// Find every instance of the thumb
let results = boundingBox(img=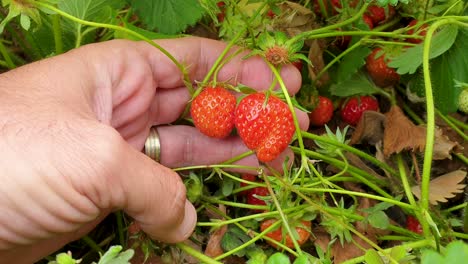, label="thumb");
[110,137,197,243]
